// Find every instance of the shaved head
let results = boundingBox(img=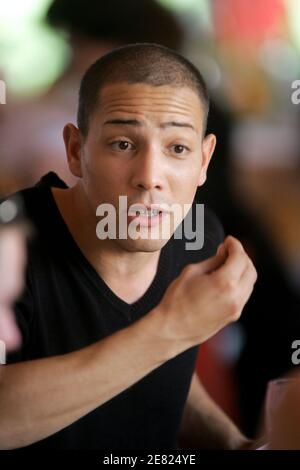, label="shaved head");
[77,43,210,137]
